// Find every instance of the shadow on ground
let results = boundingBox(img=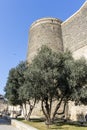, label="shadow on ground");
[54,119,87,127]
